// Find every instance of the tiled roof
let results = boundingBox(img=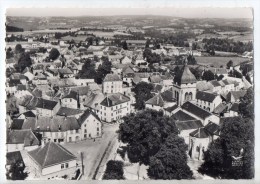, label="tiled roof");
[196,91,218,102]
[196,81,213,92]
[8,79,21,87]
[103,74,122,82]
[62,90,78,101]
[182,102,212,119]
[78,109,100,126]
[174,65,197,85]
[70,86,92,96]
[84,93,105,109]
[210,80,221,87]
[145,94,164,107]
[7,129,40,146]
[164,104,179,112]
[213,103,227,114]
[172,110,196,121]
[100,93,130,107]
[58,68,73,74]
[190,127,210,138]
[204,122,220,135]
[21,111,36,118]
[230,103,239,112]
[17,84,27,91]
[56,107,84,117]
[149,75,162,83]
[176,120,203,131]
[35,98,58,110]
[226,90,246,102]
[28,142,77,169]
